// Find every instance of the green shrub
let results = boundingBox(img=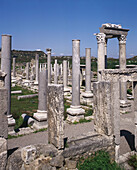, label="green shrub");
[128,154,137,169]
[77,150,122,170]
[85,109,93,117]
[127,89,132,95]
